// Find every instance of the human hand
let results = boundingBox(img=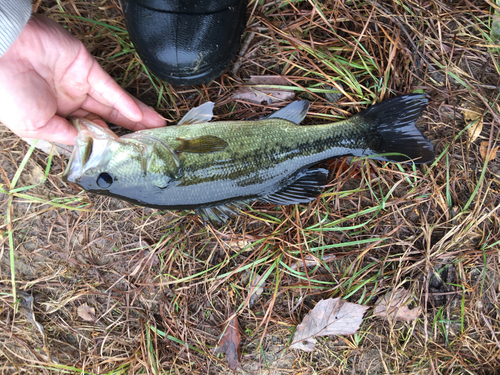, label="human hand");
[0,14,166,145]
